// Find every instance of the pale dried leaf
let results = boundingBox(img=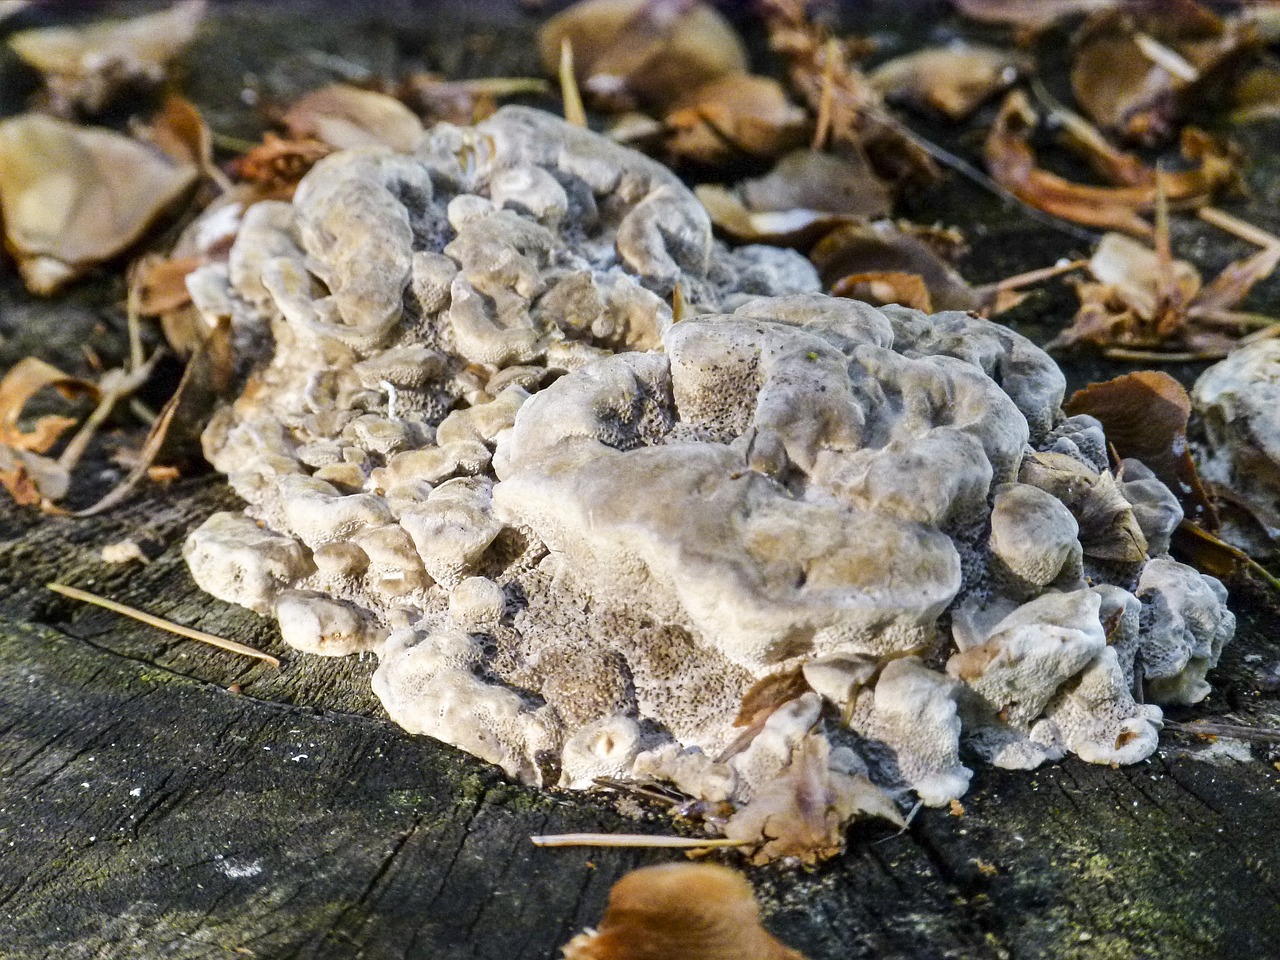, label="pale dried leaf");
[740,149,891,219]
[538,0,746,112]
[870,44,1030,120]
[696,184,855,247]
[0,114,198,294]
[282,84,425,153]
[952,0,1116,30]
[8,0,206,114]
[1088,232,1202,321]
[101,540,150,565]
